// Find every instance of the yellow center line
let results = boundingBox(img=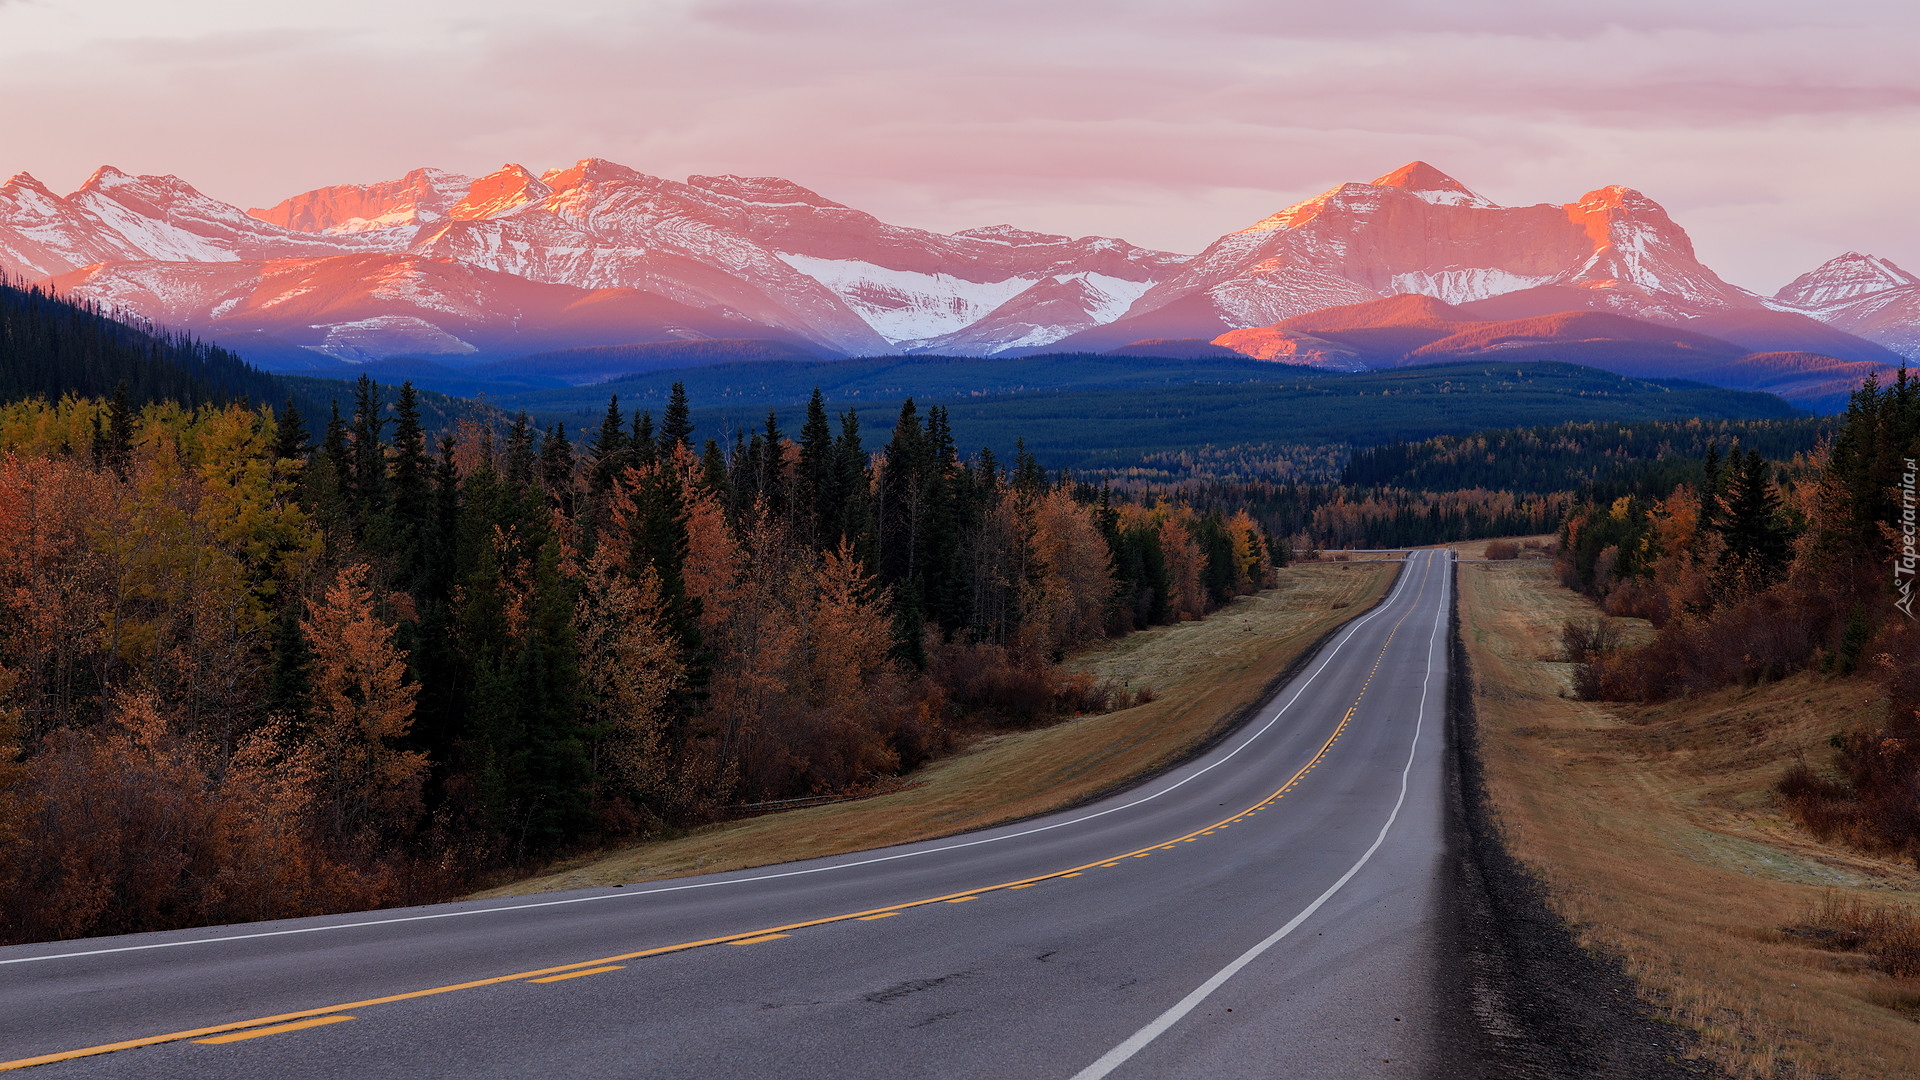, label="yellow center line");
[527,965,625,983]
[2,558,1437,1074]
[192,1017,354,1045]
[857,911,902,917]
